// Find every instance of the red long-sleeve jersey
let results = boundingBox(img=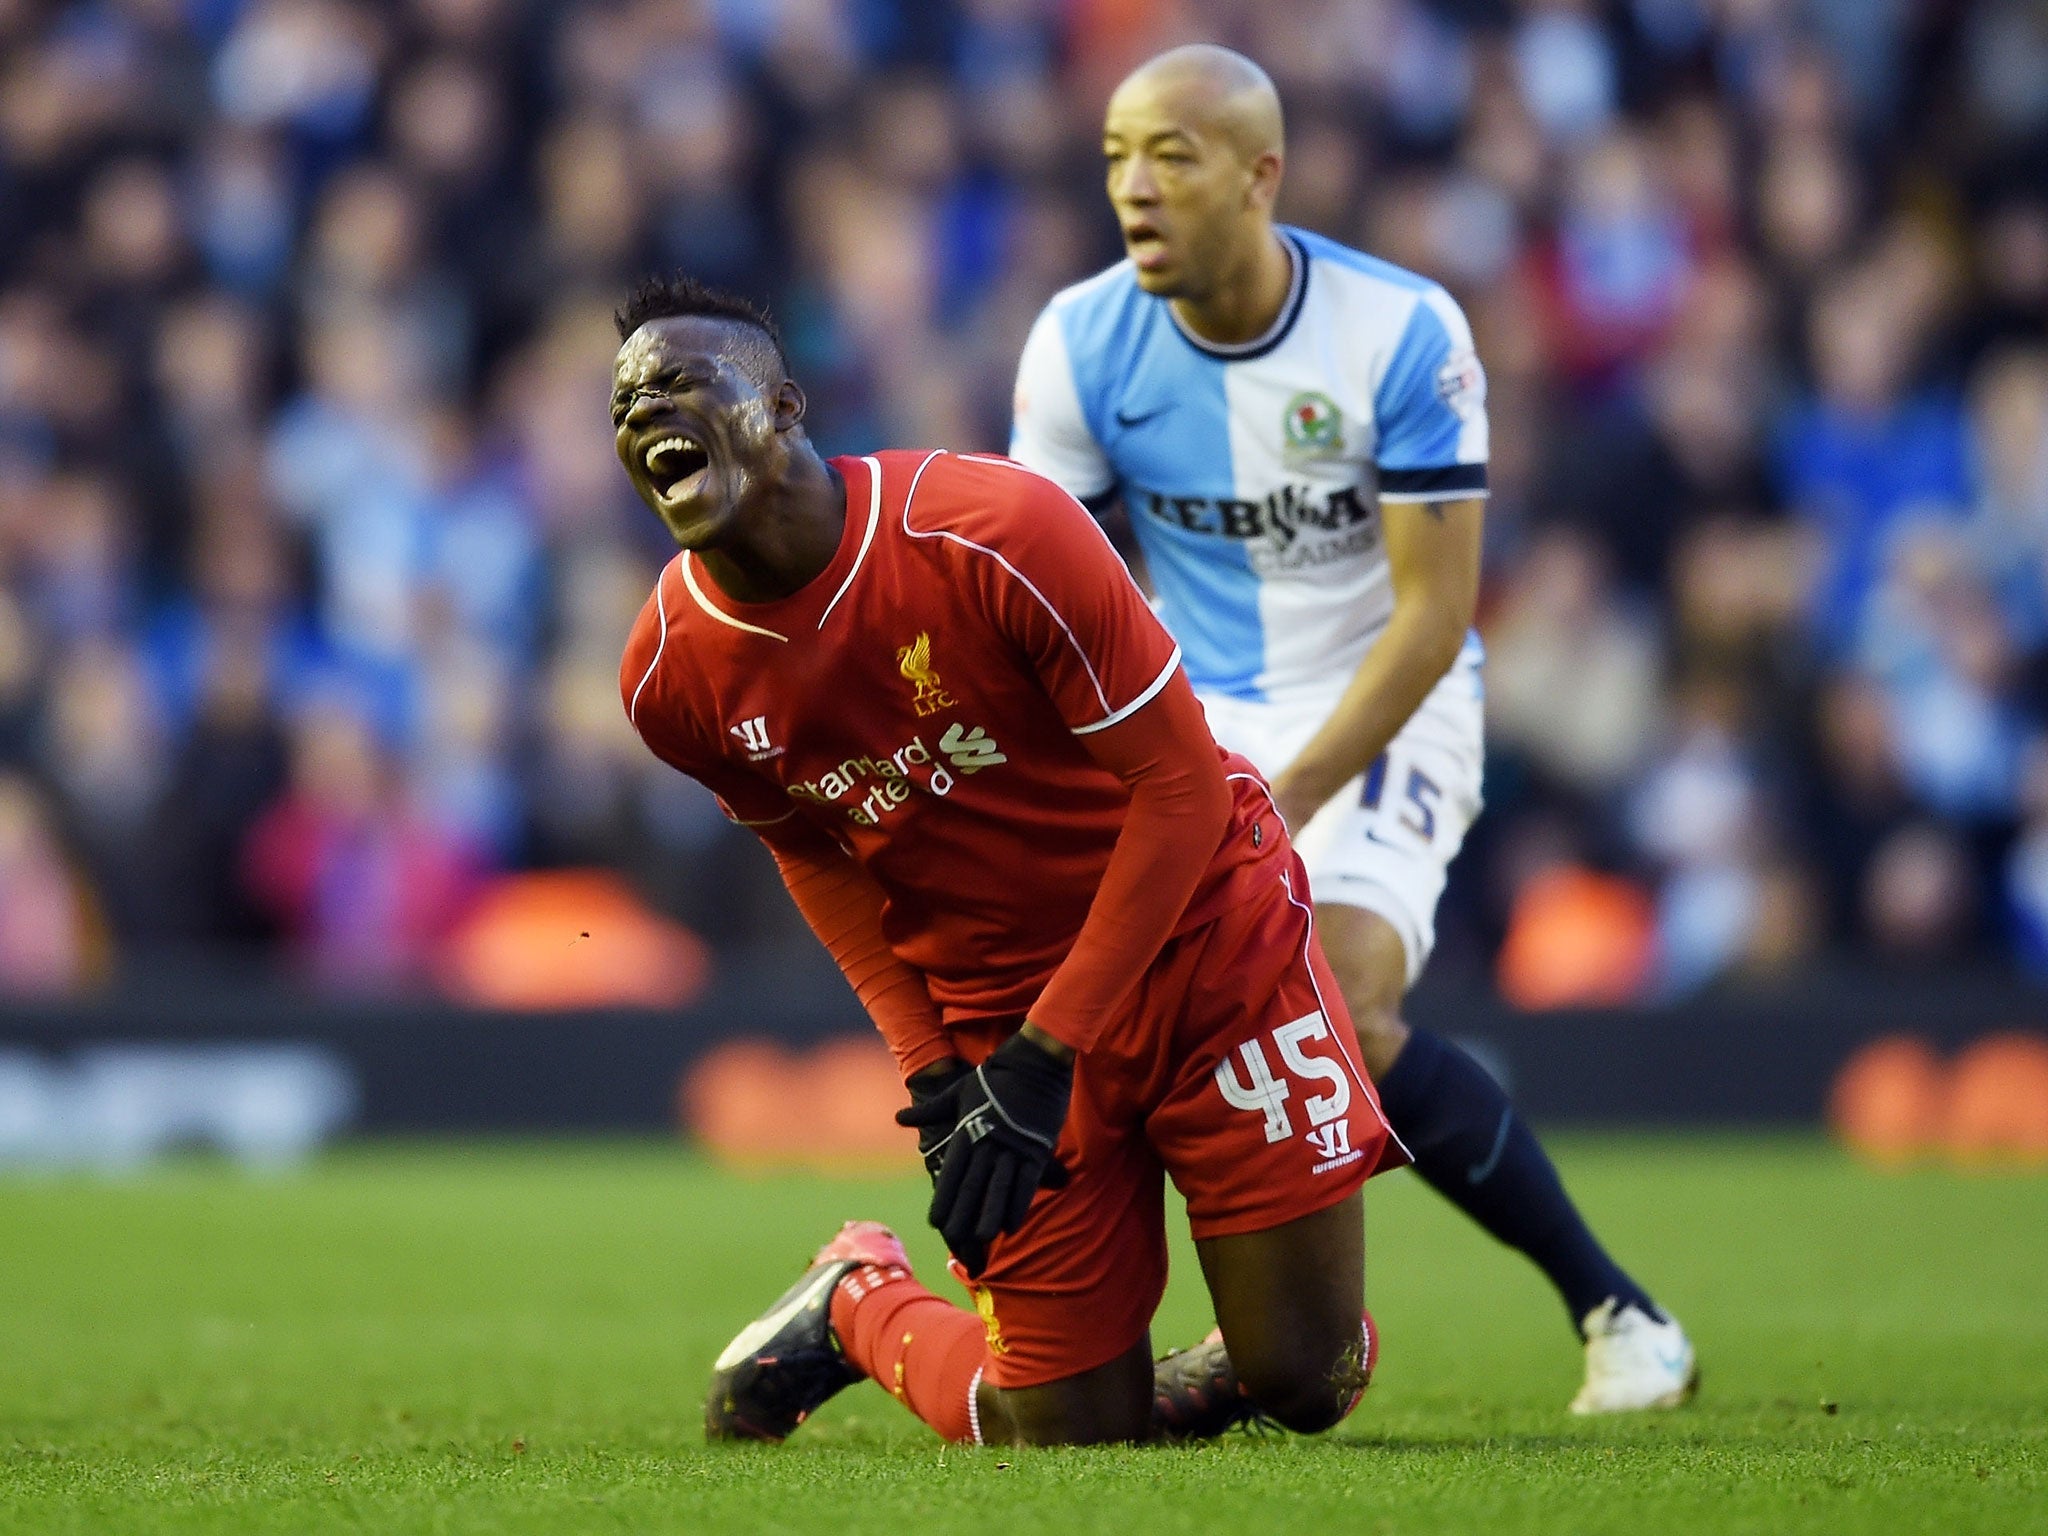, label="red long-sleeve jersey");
[619,450,1283,1069]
